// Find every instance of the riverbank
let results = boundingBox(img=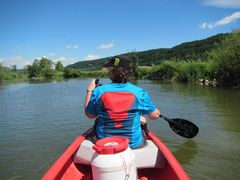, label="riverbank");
[0,65,237,88]
[1,31,239,87]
